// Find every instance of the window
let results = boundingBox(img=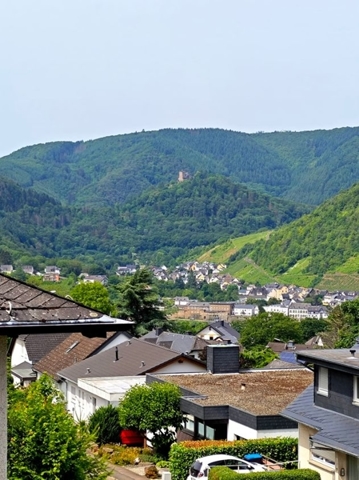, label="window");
[353,376,359,405]
[310,440,335,469]
[317,367,328,396]
[184,415,195,433]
